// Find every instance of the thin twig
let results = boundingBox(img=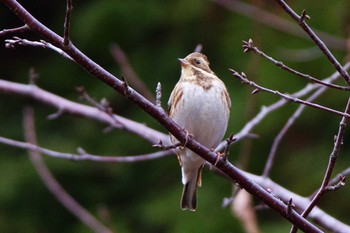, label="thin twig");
[5,37,74,61]
[274,0,350,85]
[327,167,350,188]
[22,107,113,233]
[262,83,330,177]
[290,97,350,233]
[0,79,168,144]
[76,86,124,129]
[0,1,326,230]
[63,0,73,46]
[230,69,350,119]
[110,44,155,101]
[243,39,350,91]
[0,24,29,37]
[0,135,173,162]
[211,0,347,51]
[194,44,203,53]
